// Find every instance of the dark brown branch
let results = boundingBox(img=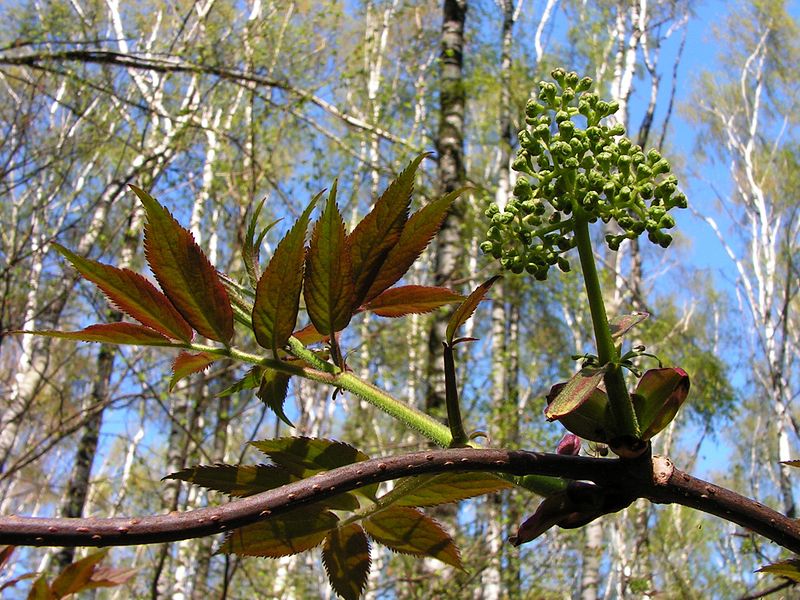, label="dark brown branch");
[0,50,408,145]
[1,449,799,554]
